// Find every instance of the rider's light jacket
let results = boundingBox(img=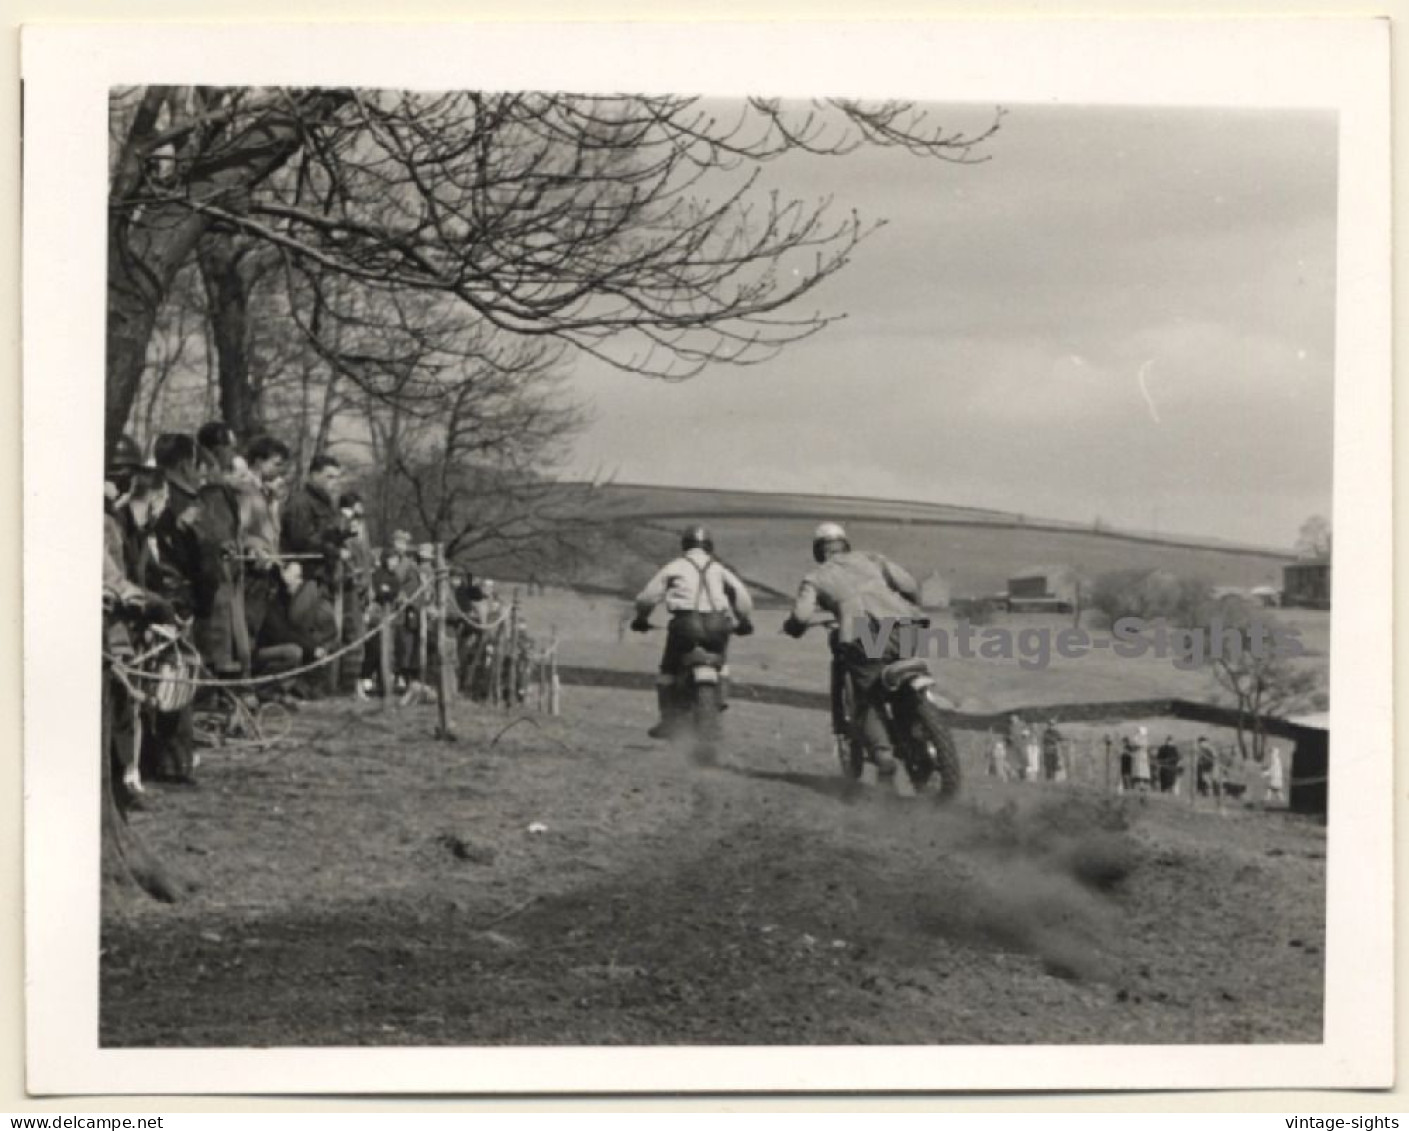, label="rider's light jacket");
[788,550,922,645]
[634,548,754,620]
